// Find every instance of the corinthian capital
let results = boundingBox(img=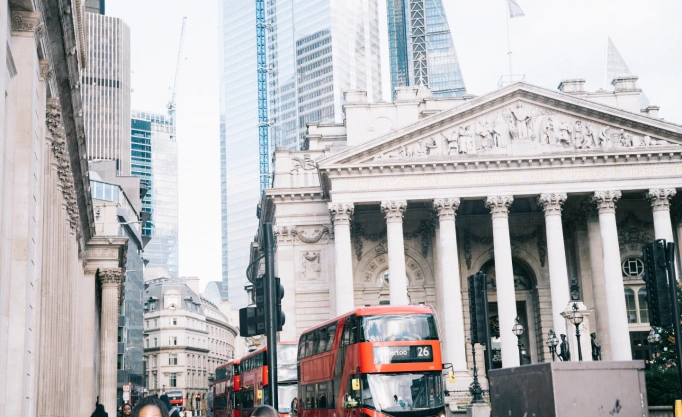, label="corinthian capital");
[646,189,677,212]
[381,200,407,223]
[592,191,621,214]
[485,195,514,219]
[11,11,42,34]
[537,193,567,216]
[328,202,354,226]
[432,198,460,221]
[99,269,124,287]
